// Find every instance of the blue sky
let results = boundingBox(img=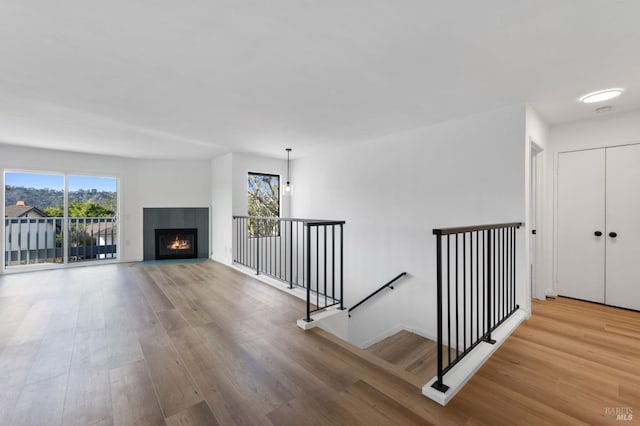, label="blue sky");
[5,172,117,192]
